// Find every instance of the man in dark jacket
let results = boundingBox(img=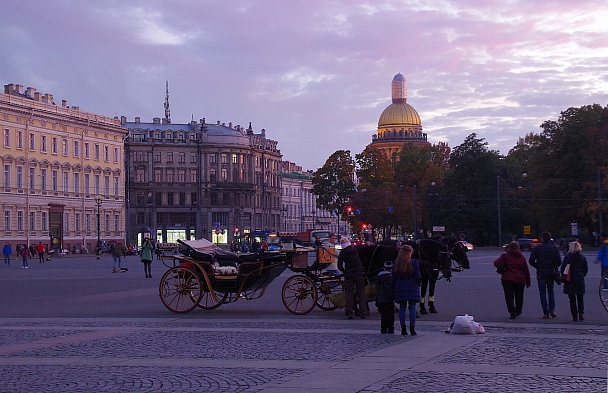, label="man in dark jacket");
[337,238,367,319]
[529,231,562,318]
